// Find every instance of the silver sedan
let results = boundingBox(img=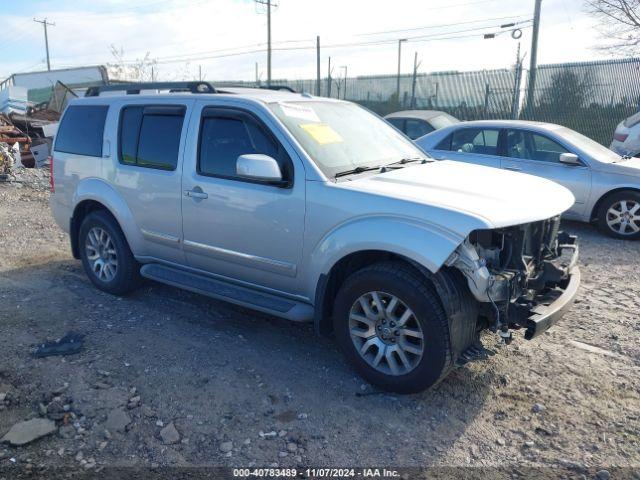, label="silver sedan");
[416,120,640,239]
